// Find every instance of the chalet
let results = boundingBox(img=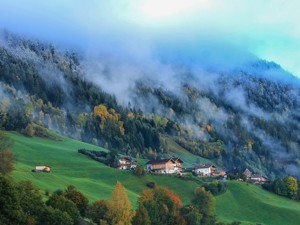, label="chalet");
[117,157,137,170]
[250,174,268,183]
[32,166,51,173]
[195,163,216,176]
[146,158,183,174]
